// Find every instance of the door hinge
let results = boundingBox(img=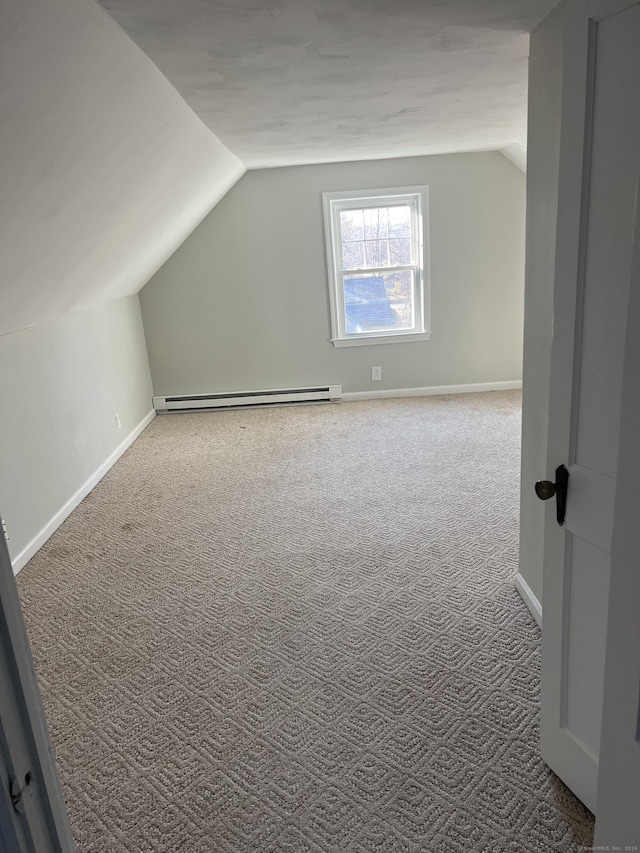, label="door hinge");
[11,771,33,813]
